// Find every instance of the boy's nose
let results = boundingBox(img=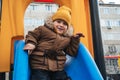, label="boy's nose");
[59,22,64,26]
